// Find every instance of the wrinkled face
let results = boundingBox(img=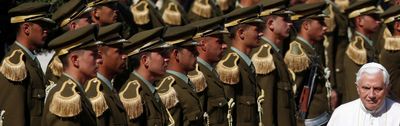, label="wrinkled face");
[271,16,293,38]
[178,46,198,71]
[203,35,227,62]
[95,4,118,25]
[101,46,127,74]
[357,72,387,111]
[27,22,48,48]
[306,19,327,42]
[78,49,102,78]
[242,24,262,48]
[359,14,381,33]
[146,49,170,77]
